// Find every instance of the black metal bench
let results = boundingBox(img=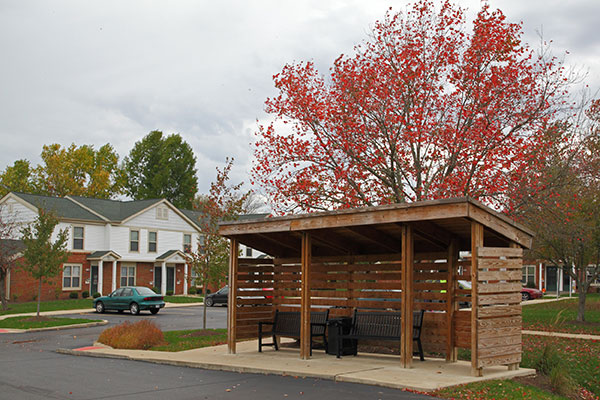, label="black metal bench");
[258,310,329,355]
[336,310,425,360]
